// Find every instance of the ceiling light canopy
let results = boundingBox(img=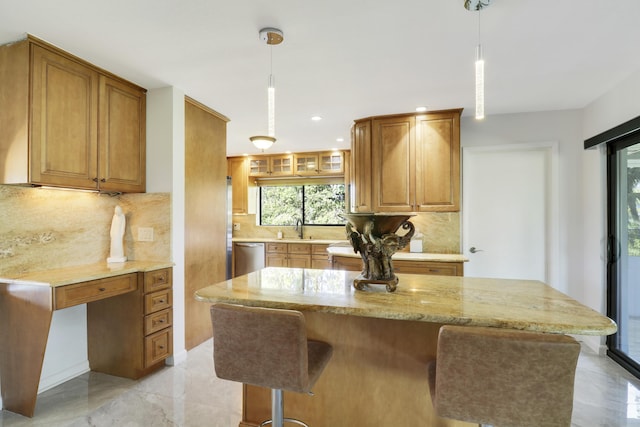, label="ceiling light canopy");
[250,27,284,151]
